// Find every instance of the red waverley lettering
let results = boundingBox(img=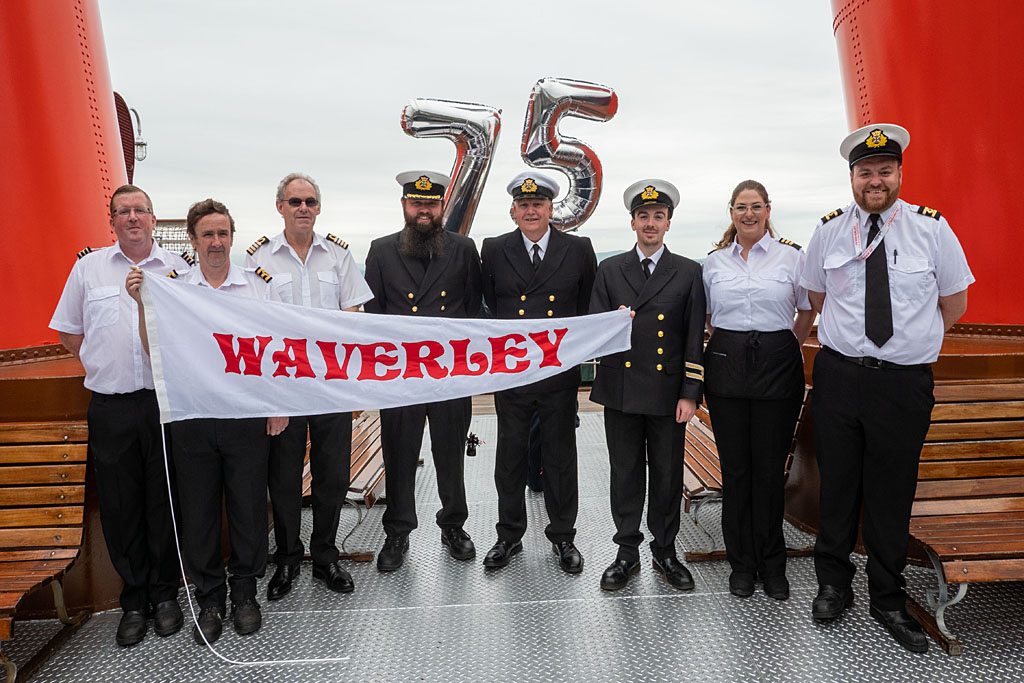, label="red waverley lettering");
[213,329,569,380]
